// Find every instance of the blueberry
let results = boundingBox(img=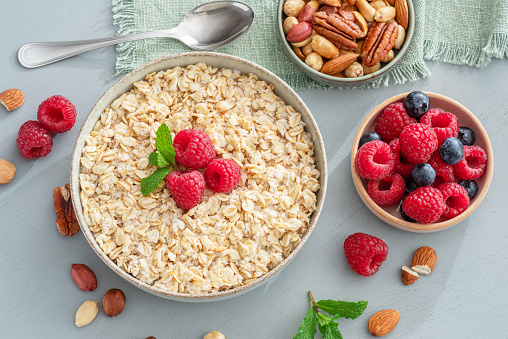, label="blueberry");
[400,201,416,223]
[412,163,436,187]
[458,127,475,146]
[405,176,419,194]
[359,132,383,147]
[404,91,430,119]
[459,179,479,199]
[439,137,464,165]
